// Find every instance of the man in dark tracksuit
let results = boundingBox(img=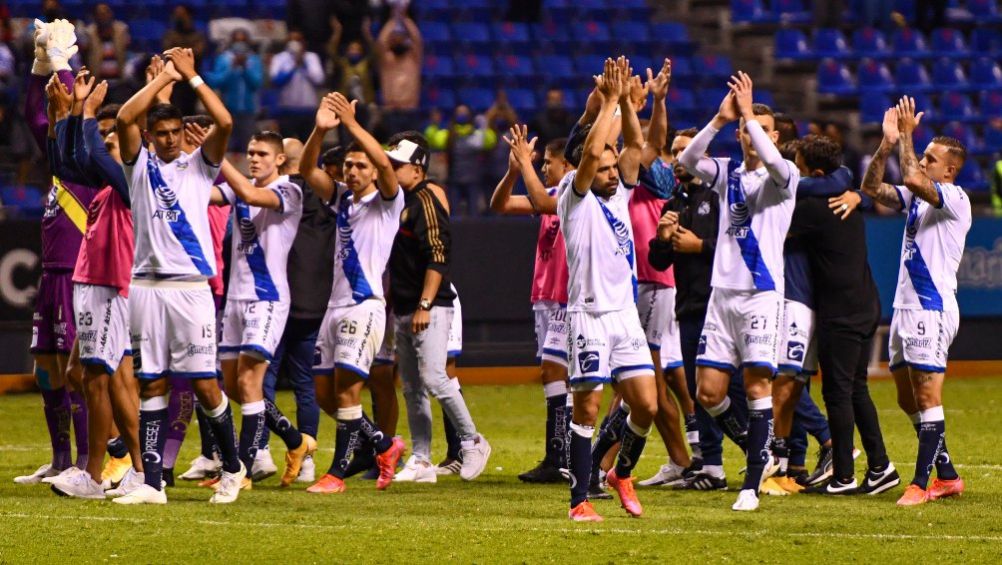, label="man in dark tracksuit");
[648,129,747,490]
